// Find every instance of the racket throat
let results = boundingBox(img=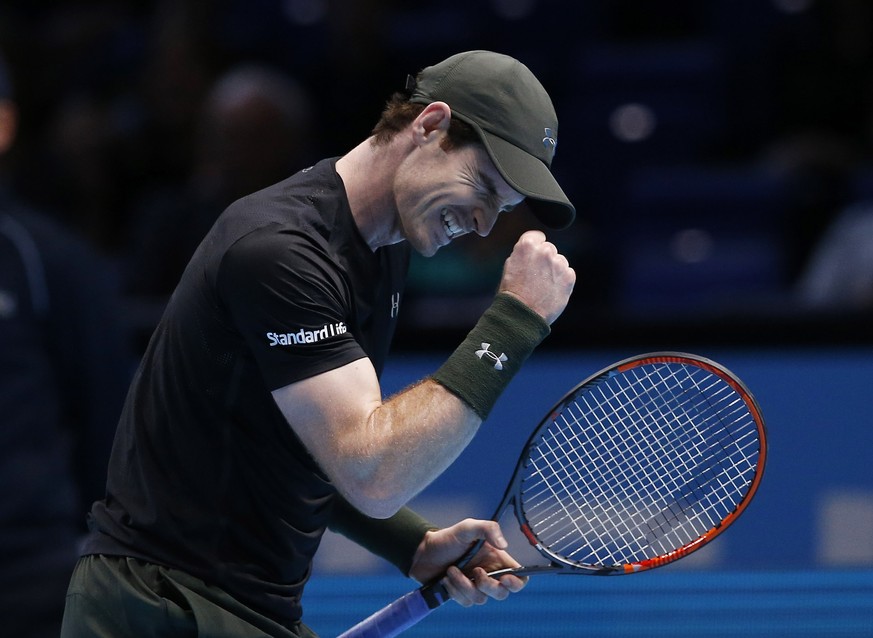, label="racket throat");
[520,523,539,547]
